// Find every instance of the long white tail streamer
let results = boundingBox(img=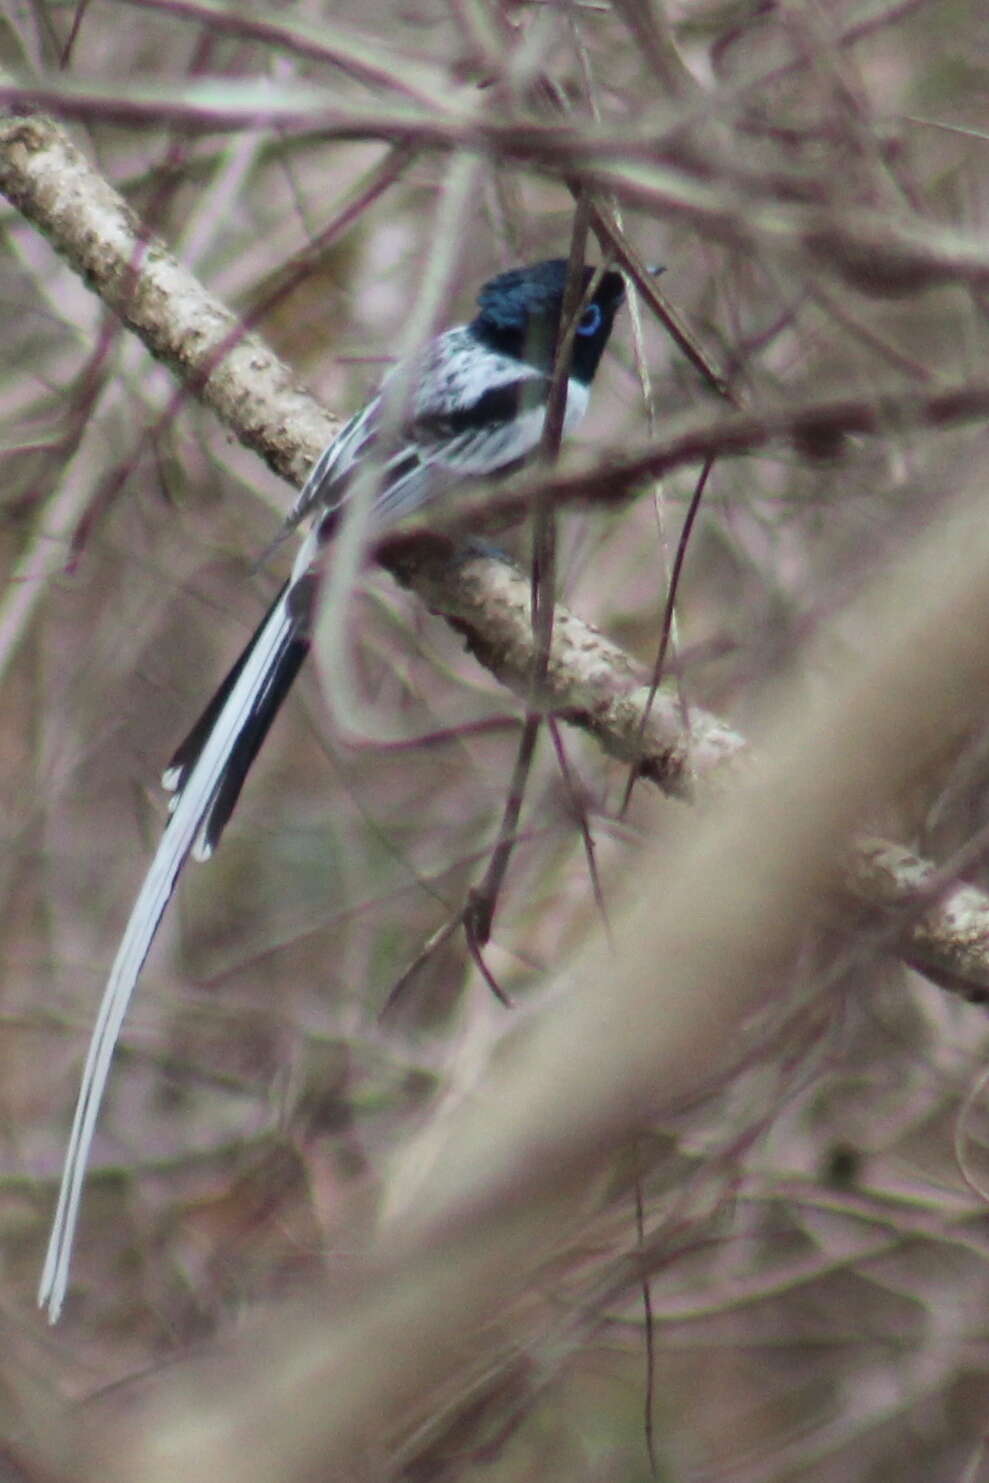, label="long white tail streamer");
[38,529,318,1321]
